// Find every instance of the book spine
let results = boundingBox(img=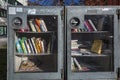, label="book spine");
[24,39,31,54]
[29,20,36,32]
[71,57,75,70]
[88,19,97,31]
[41,20,48,32]
[41,40,45,53]
[31,37,38,54]
[34,38,41,54]
[16,39,23,53]
[28,39,35,54]
[20,38,27,54]
[84,20,93,31]
[73,58,82,70]
[38,38,43,53]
